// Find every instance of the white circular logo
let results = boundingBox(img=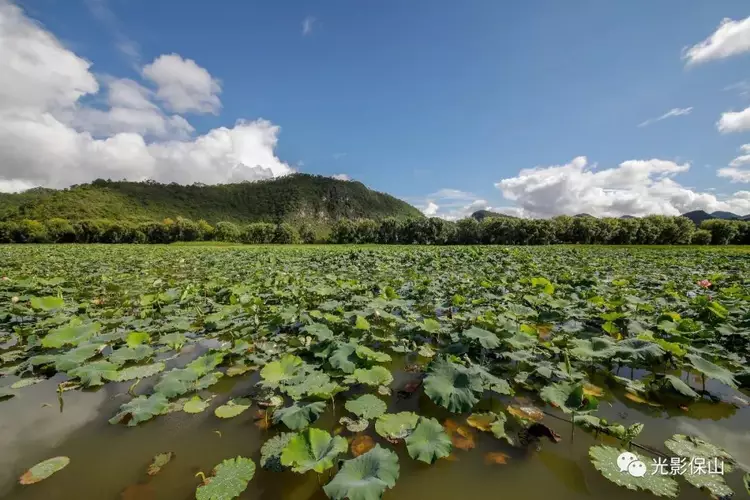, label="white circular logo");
[617,452,638,472]
[627,460,647,477]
